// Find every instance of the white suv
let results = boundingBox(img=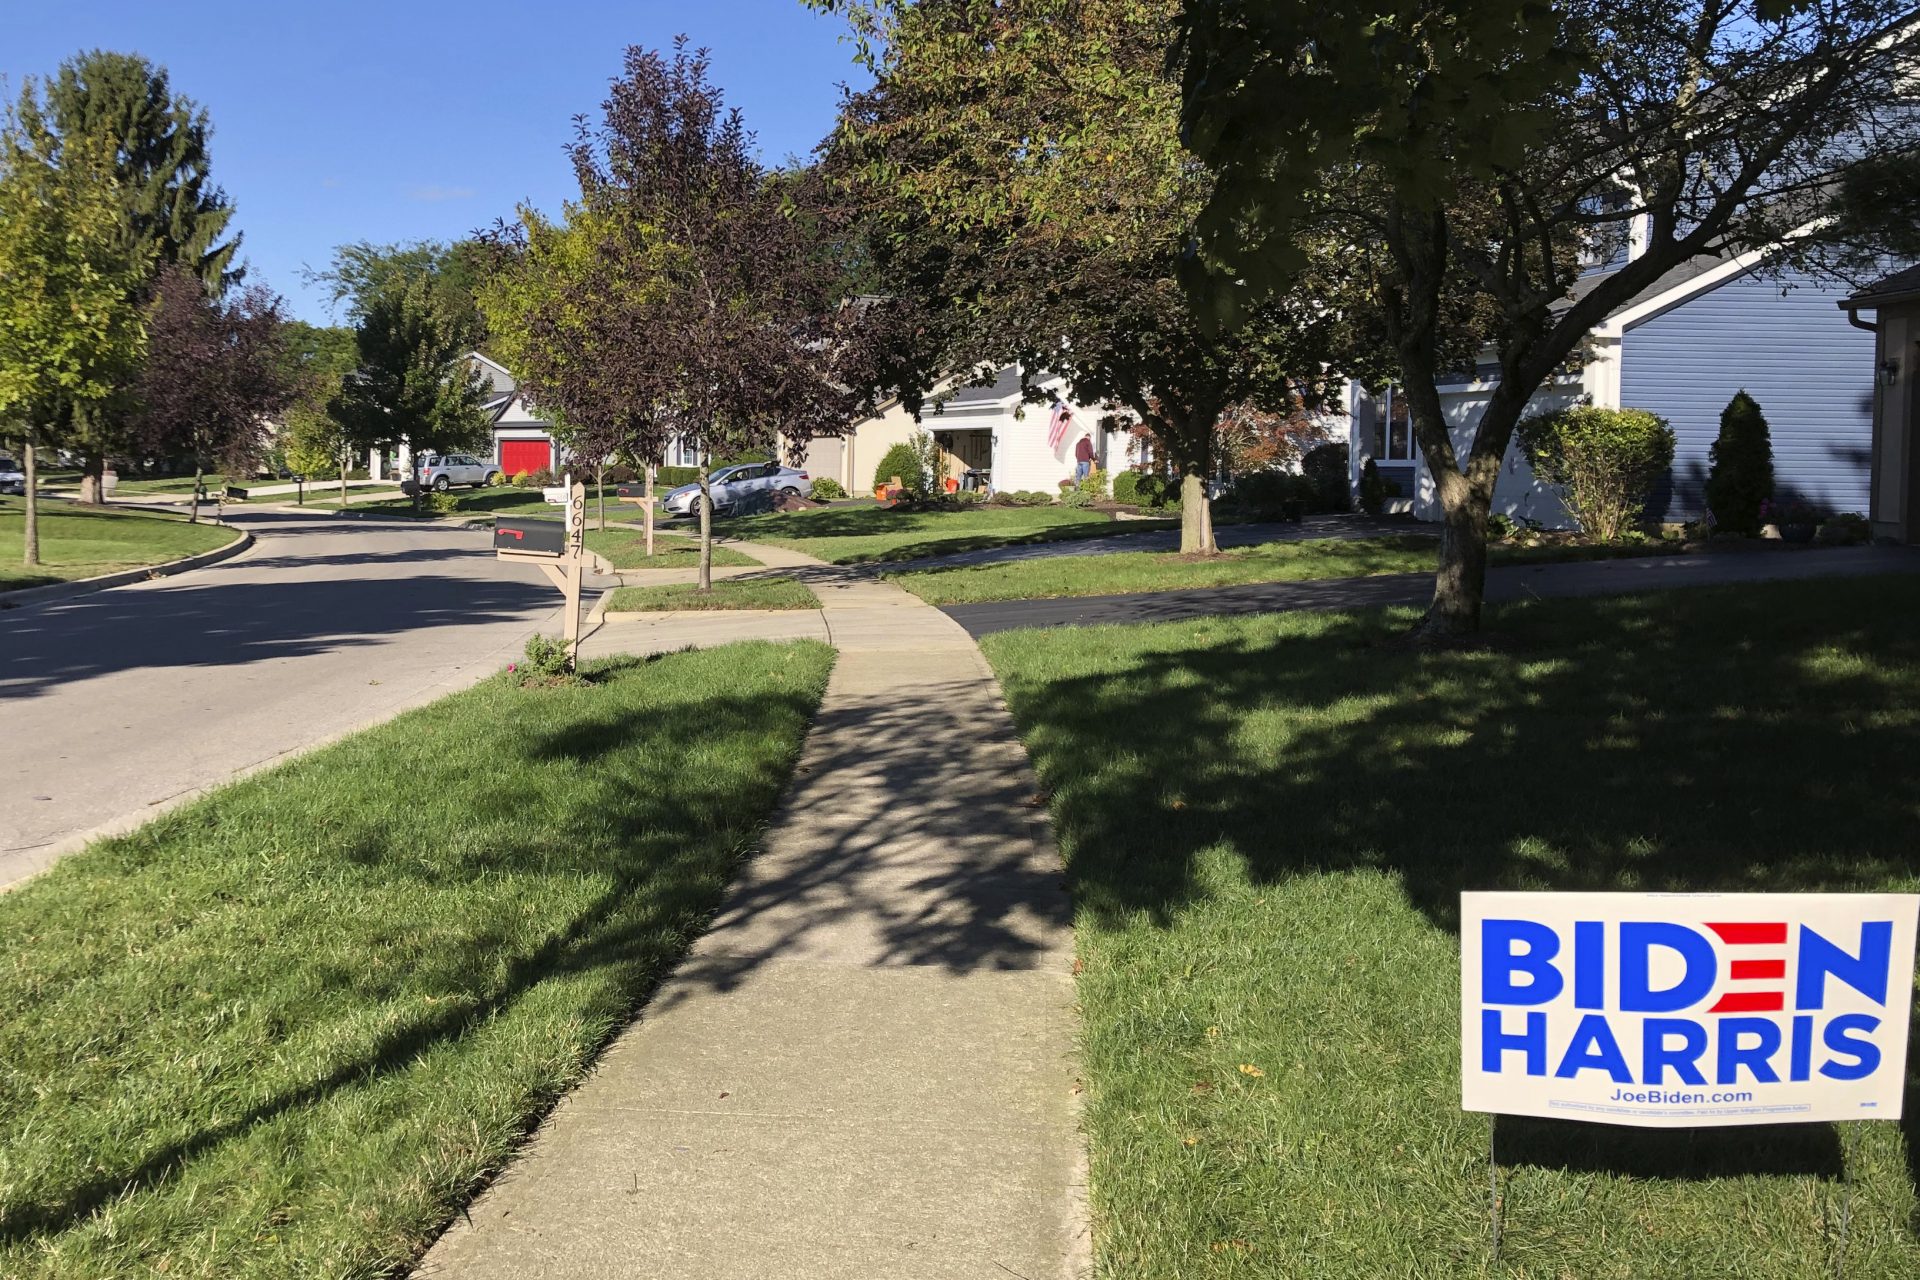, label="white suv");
[415,453,500,491]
